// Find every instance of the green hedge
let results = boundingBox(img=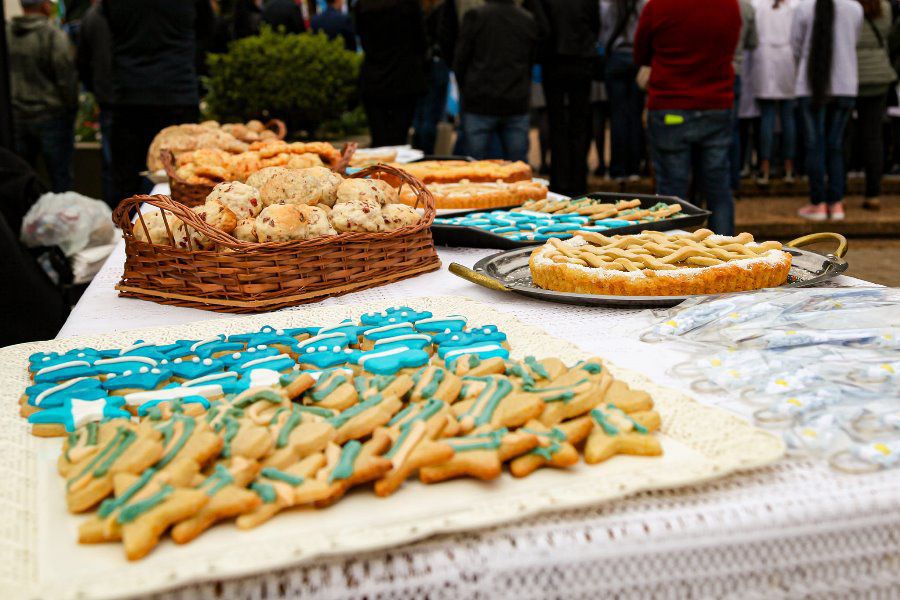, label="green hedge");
[205,28,361,137]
